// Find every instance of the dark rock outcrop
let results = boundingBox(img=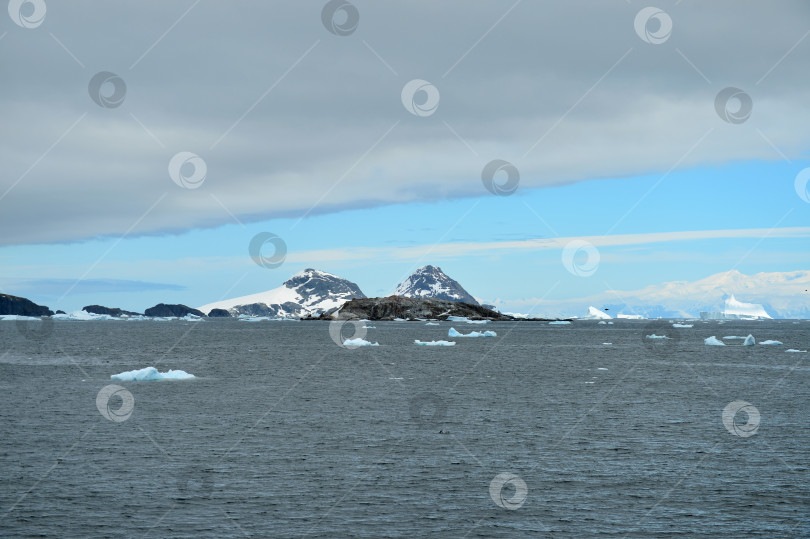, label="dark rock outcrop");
[318,296,512,321]
[207,308,232,318]
[0,294,53,316]
[144,303,205,318]
[83,305,142,317]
